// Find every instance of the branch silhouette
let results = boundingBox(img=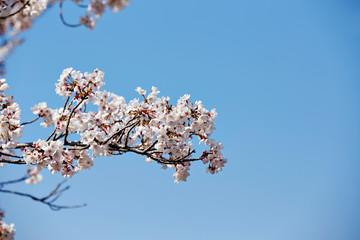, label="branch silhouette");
[0,177,86,211]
